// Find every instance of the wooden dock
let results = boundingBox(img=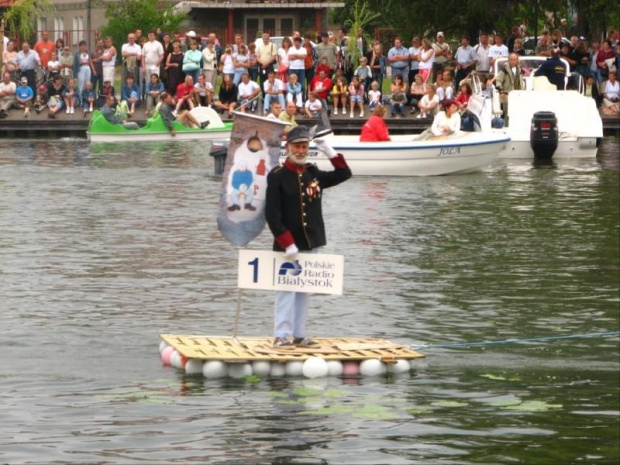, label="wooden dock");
[2,108,617,138]
[161,334,425,363]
